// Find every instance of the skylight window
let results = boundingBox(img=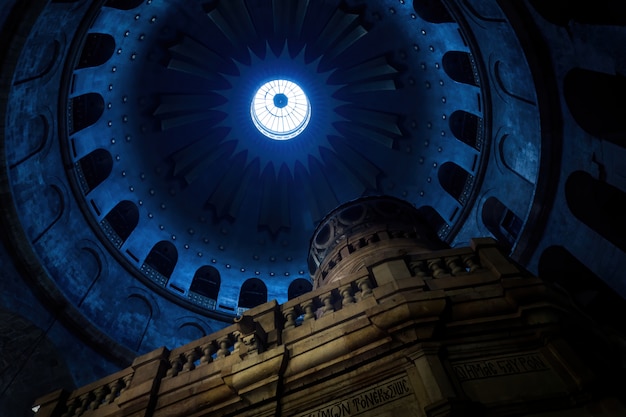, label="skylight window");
[251,79,311,140]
